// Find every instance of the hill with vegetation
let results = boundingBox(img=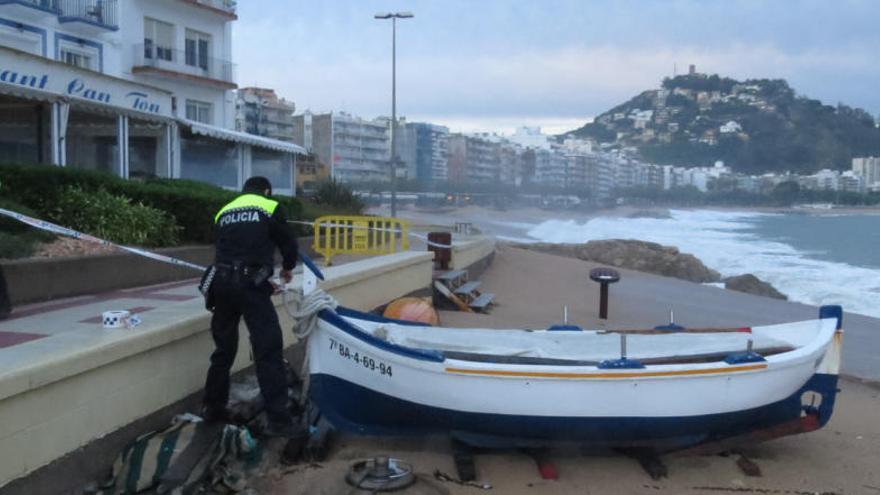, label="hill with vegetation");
[568,73,880,174]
